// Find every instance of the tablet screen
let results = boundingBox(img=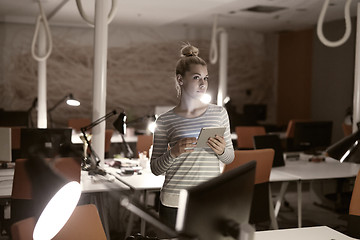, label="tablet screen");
[196,127,226,148]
